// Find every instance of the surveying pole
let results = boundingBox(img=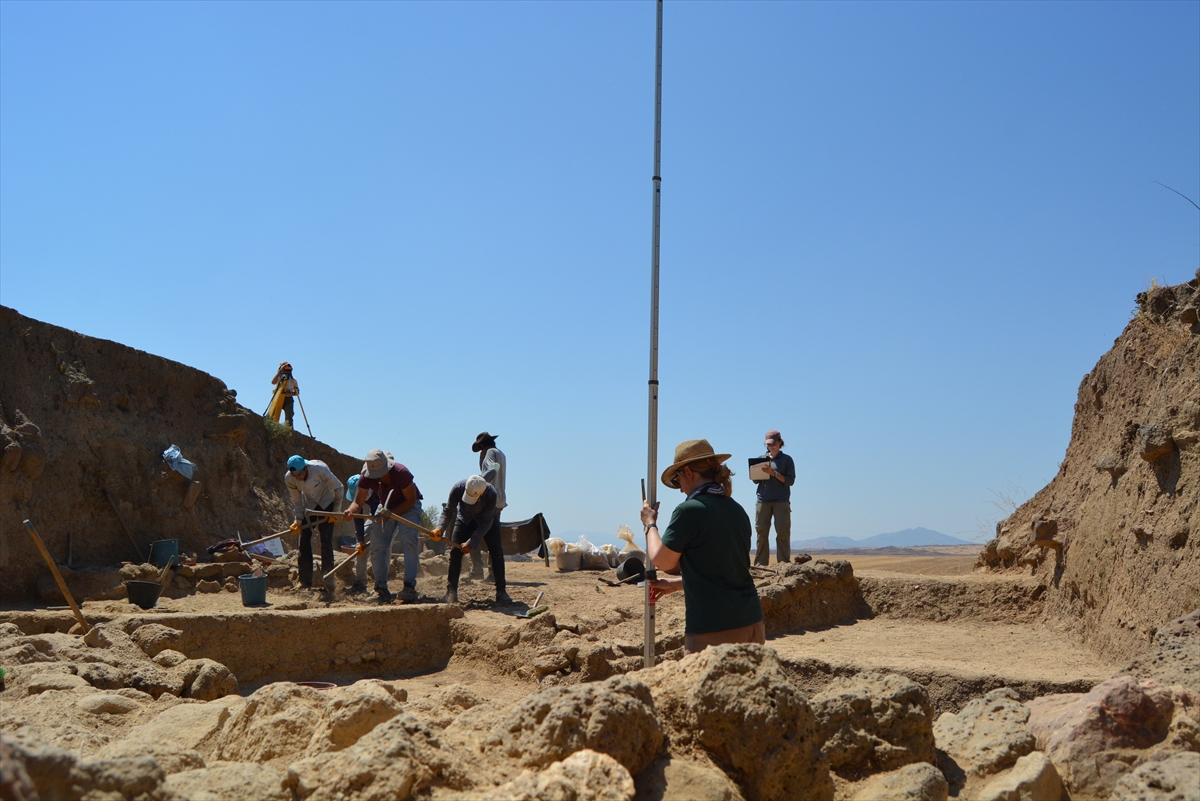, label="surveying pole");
[644,0,664,670]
